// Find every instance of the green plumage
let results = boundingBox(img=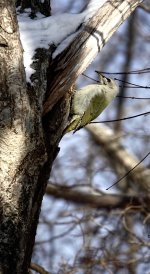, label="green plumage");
[64,74,119,134]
